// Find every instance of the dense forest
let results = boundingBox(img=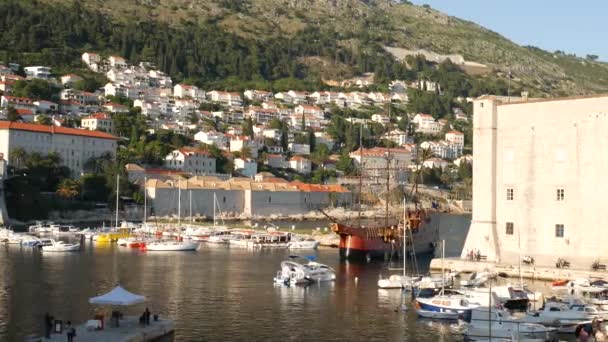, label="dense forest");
[0,0,514,97]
